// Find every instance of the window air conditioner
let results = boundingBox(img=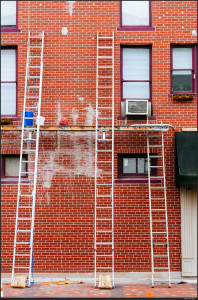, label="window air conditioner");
[125,100,148,115]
